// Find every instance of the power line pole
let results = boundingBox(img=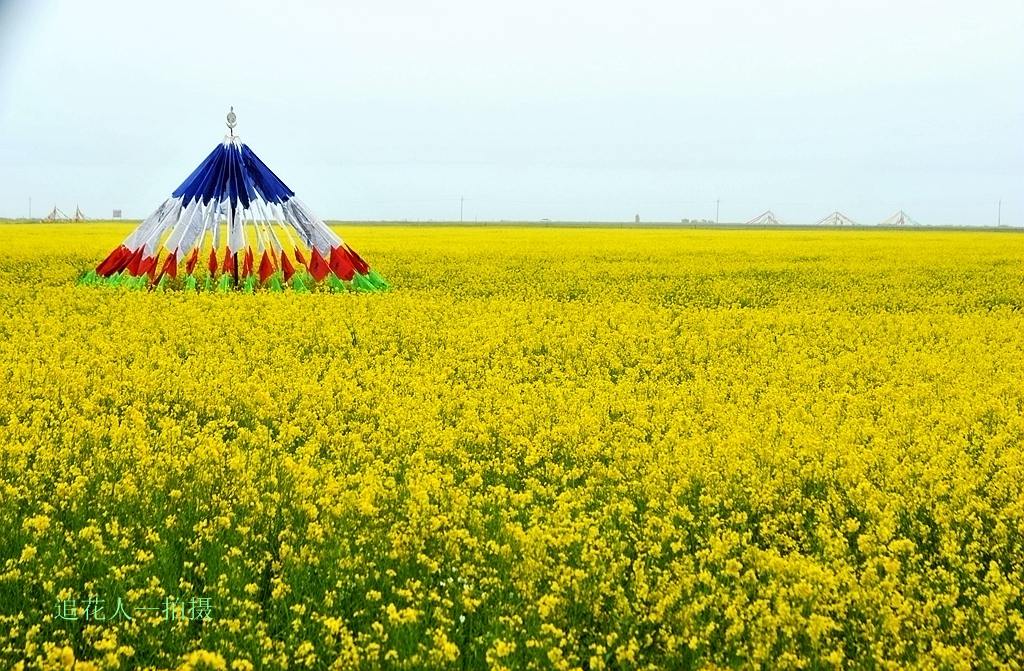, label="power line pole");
[460,196,464,223]
[716,199,720,224]
[998,199,1001,227]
